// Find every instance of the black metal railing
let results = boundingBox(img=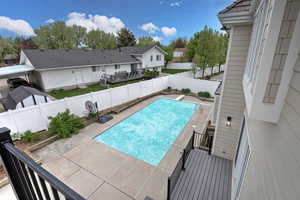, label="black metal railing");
[167,129,214,200]
[0,127,86,200]
[167,133,195,200]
